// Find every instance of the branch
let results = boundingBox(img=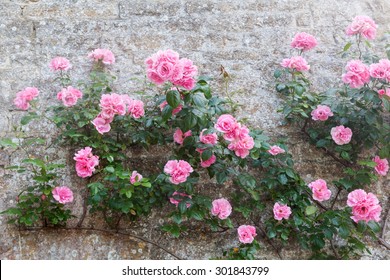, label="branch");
[251,218,283,259]
[18,226,182,260]
[381,205,390,240]
[330,187,342,210]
